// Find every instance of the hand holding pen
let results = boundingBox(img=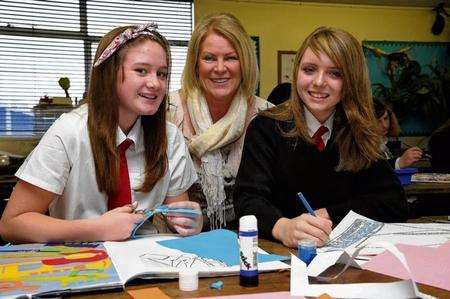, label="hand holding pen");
[398,146,423,168]
[402,142,432,158]
[296,192,332,245]
[272,193,332,248]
